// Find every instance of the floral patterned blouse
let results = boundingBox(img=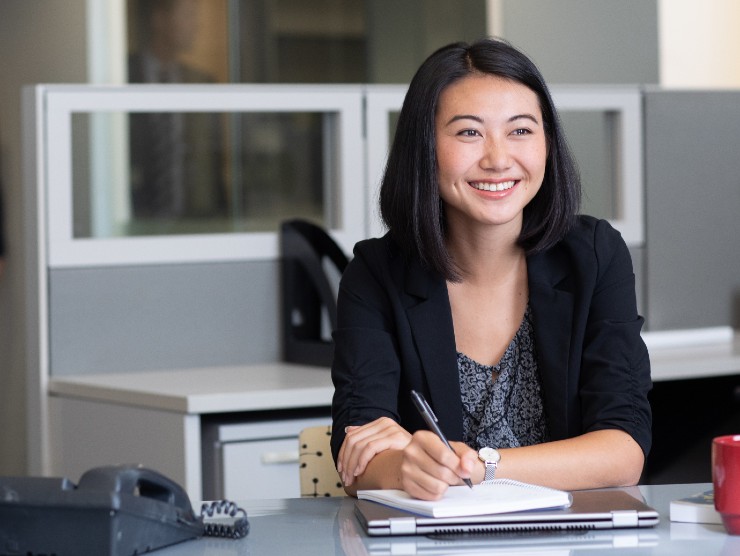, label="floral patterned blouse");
[458,304,550,450]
